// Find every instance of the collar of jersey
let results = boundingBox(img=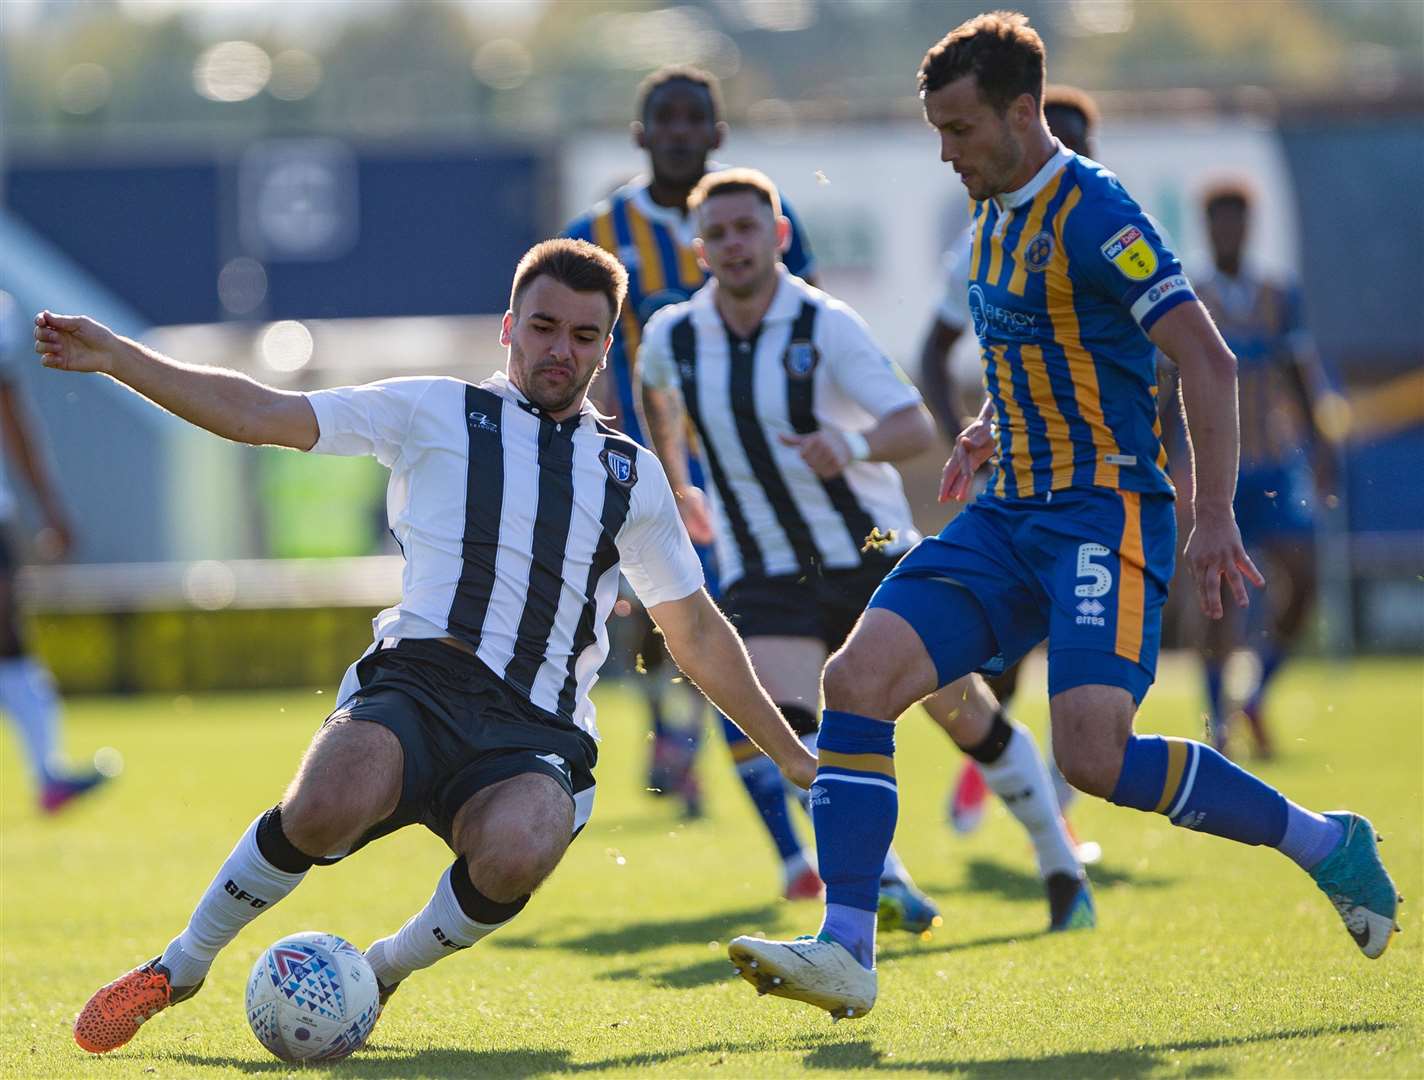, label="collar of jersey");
[994,139,1072,211]
[629,179,696,244]
[481,370,605,427]
[692,266,805,328]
